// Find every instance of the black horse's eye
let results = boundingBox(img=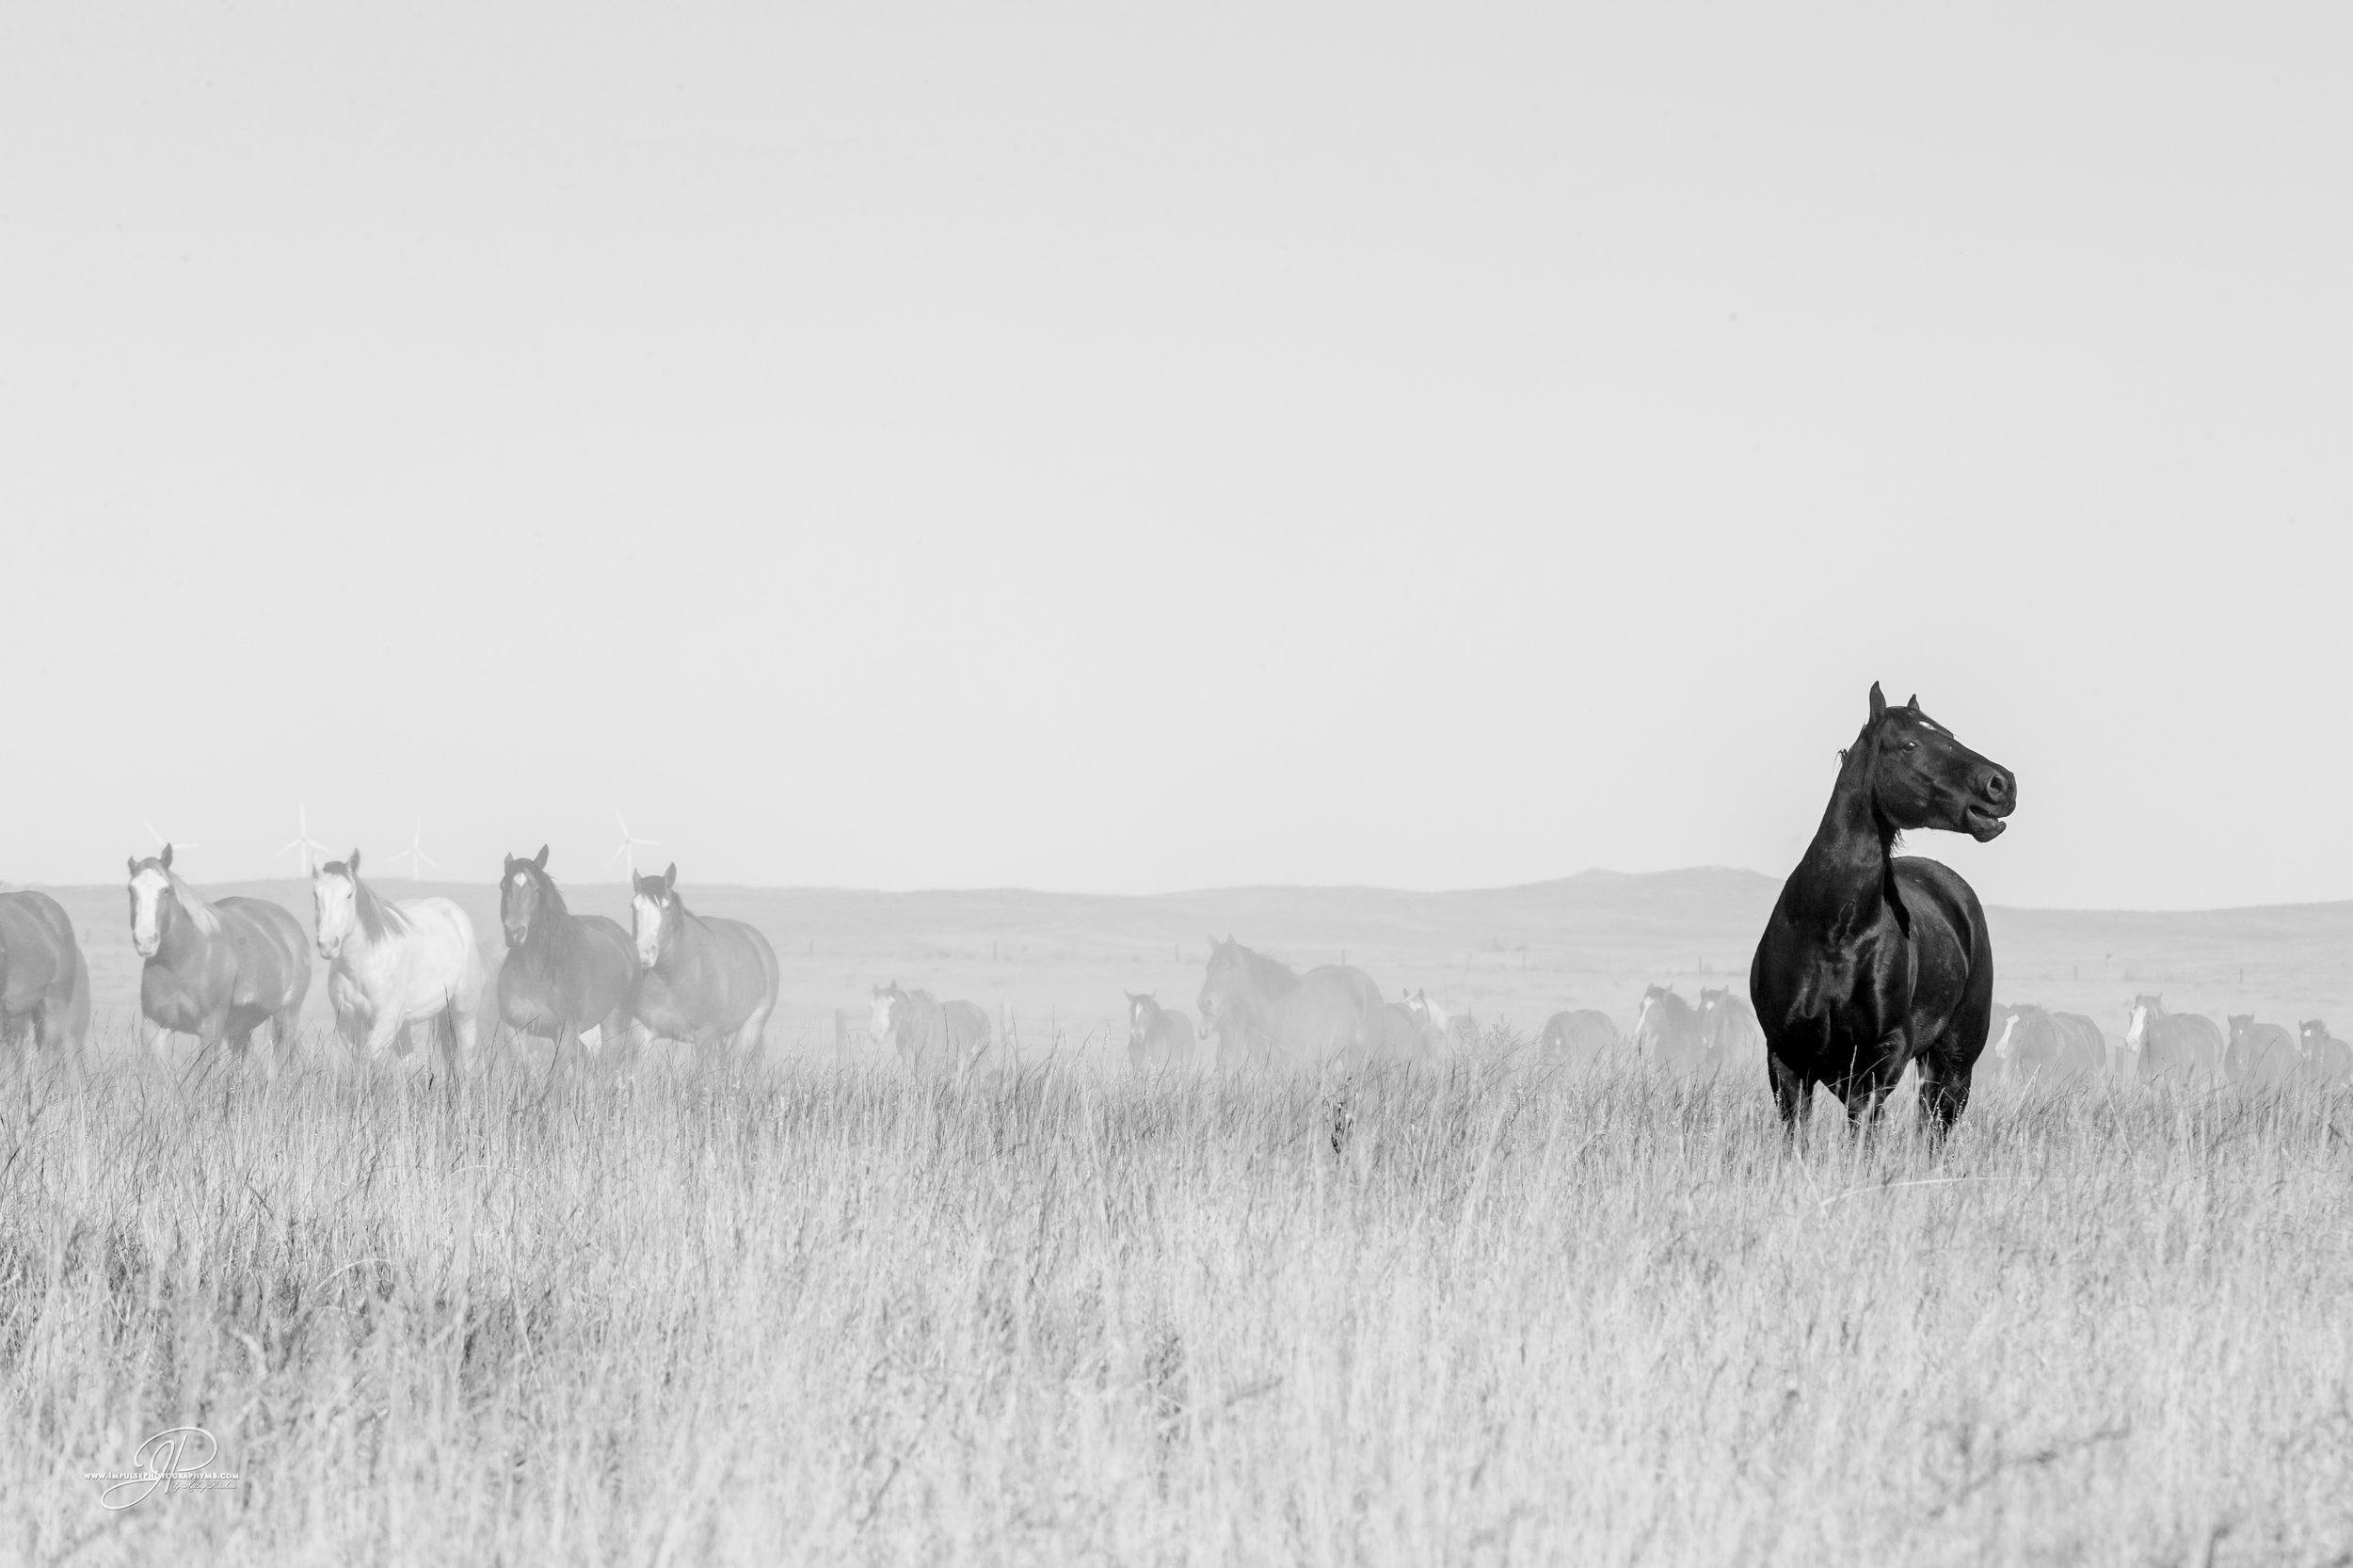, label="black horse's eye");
[1905,740,1918,750]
